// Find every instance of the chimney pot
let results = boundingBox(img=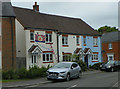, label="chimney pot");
[33,2,39,12]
